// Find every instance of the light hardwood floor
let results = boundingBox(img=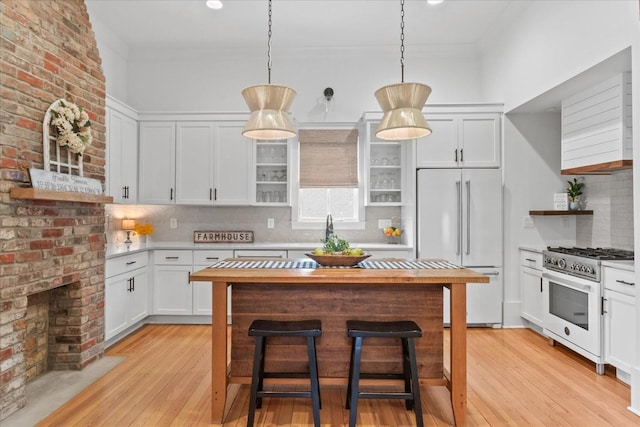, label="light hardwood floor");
[36,324,638,426]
